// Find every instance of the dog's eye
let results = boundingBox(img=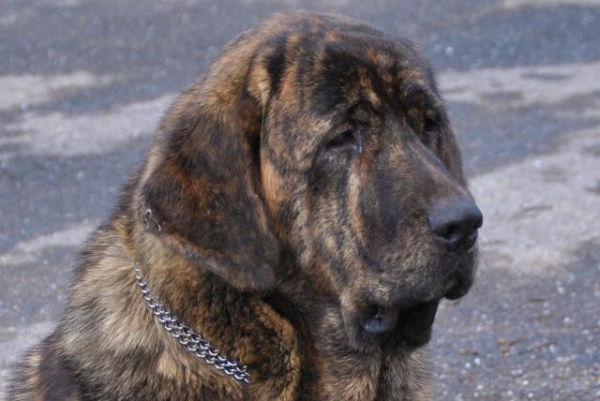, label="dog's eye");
[325,129,362,153]
[423,117,439,144]
[424,117,437,135]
